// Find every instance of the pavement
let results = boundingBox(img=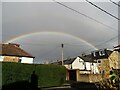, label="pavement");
[41,83,78,90]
